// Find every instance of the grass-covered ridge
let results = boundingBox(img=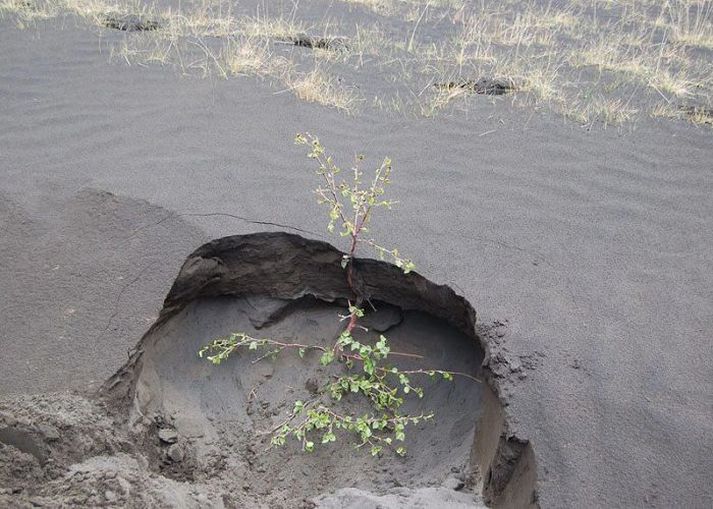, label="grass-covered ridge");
[2,0,712,127]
